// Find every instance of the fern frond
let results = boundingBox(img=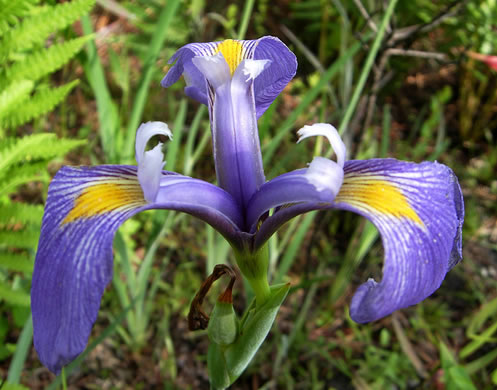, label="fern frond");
[2,79,79,128]
[0,280,30,306]
[0,80,33,120]
[0,0,95,60]
[0,229,39,249]
[0,133,53,173]
[0,252,33,273]
[0,0,39,37]
[3,35,93,85]
[0,162,50,195]
[0,202,43,225]
[0,133,85,174]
